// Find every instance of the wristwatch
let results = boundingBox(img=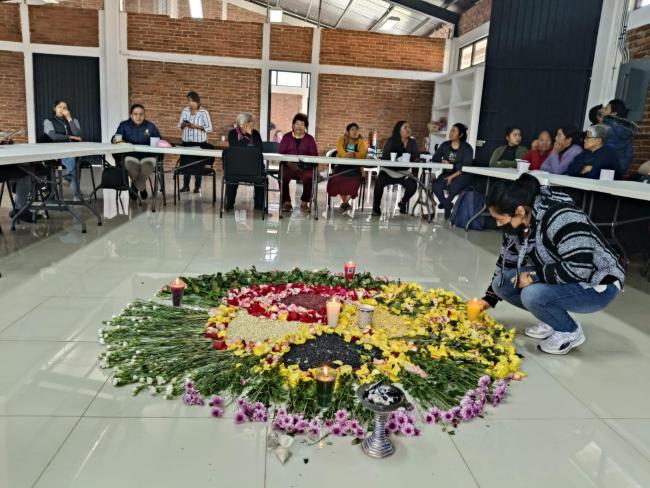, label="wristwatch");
[528,271,539,283]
